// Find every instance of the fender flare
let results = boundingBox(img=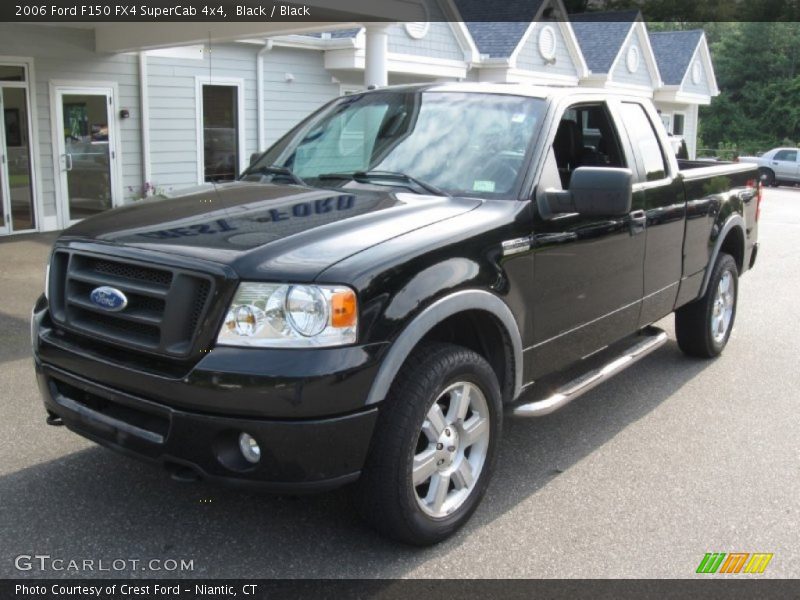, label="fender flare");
[698,213,745,298]
[365,289,524,406]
